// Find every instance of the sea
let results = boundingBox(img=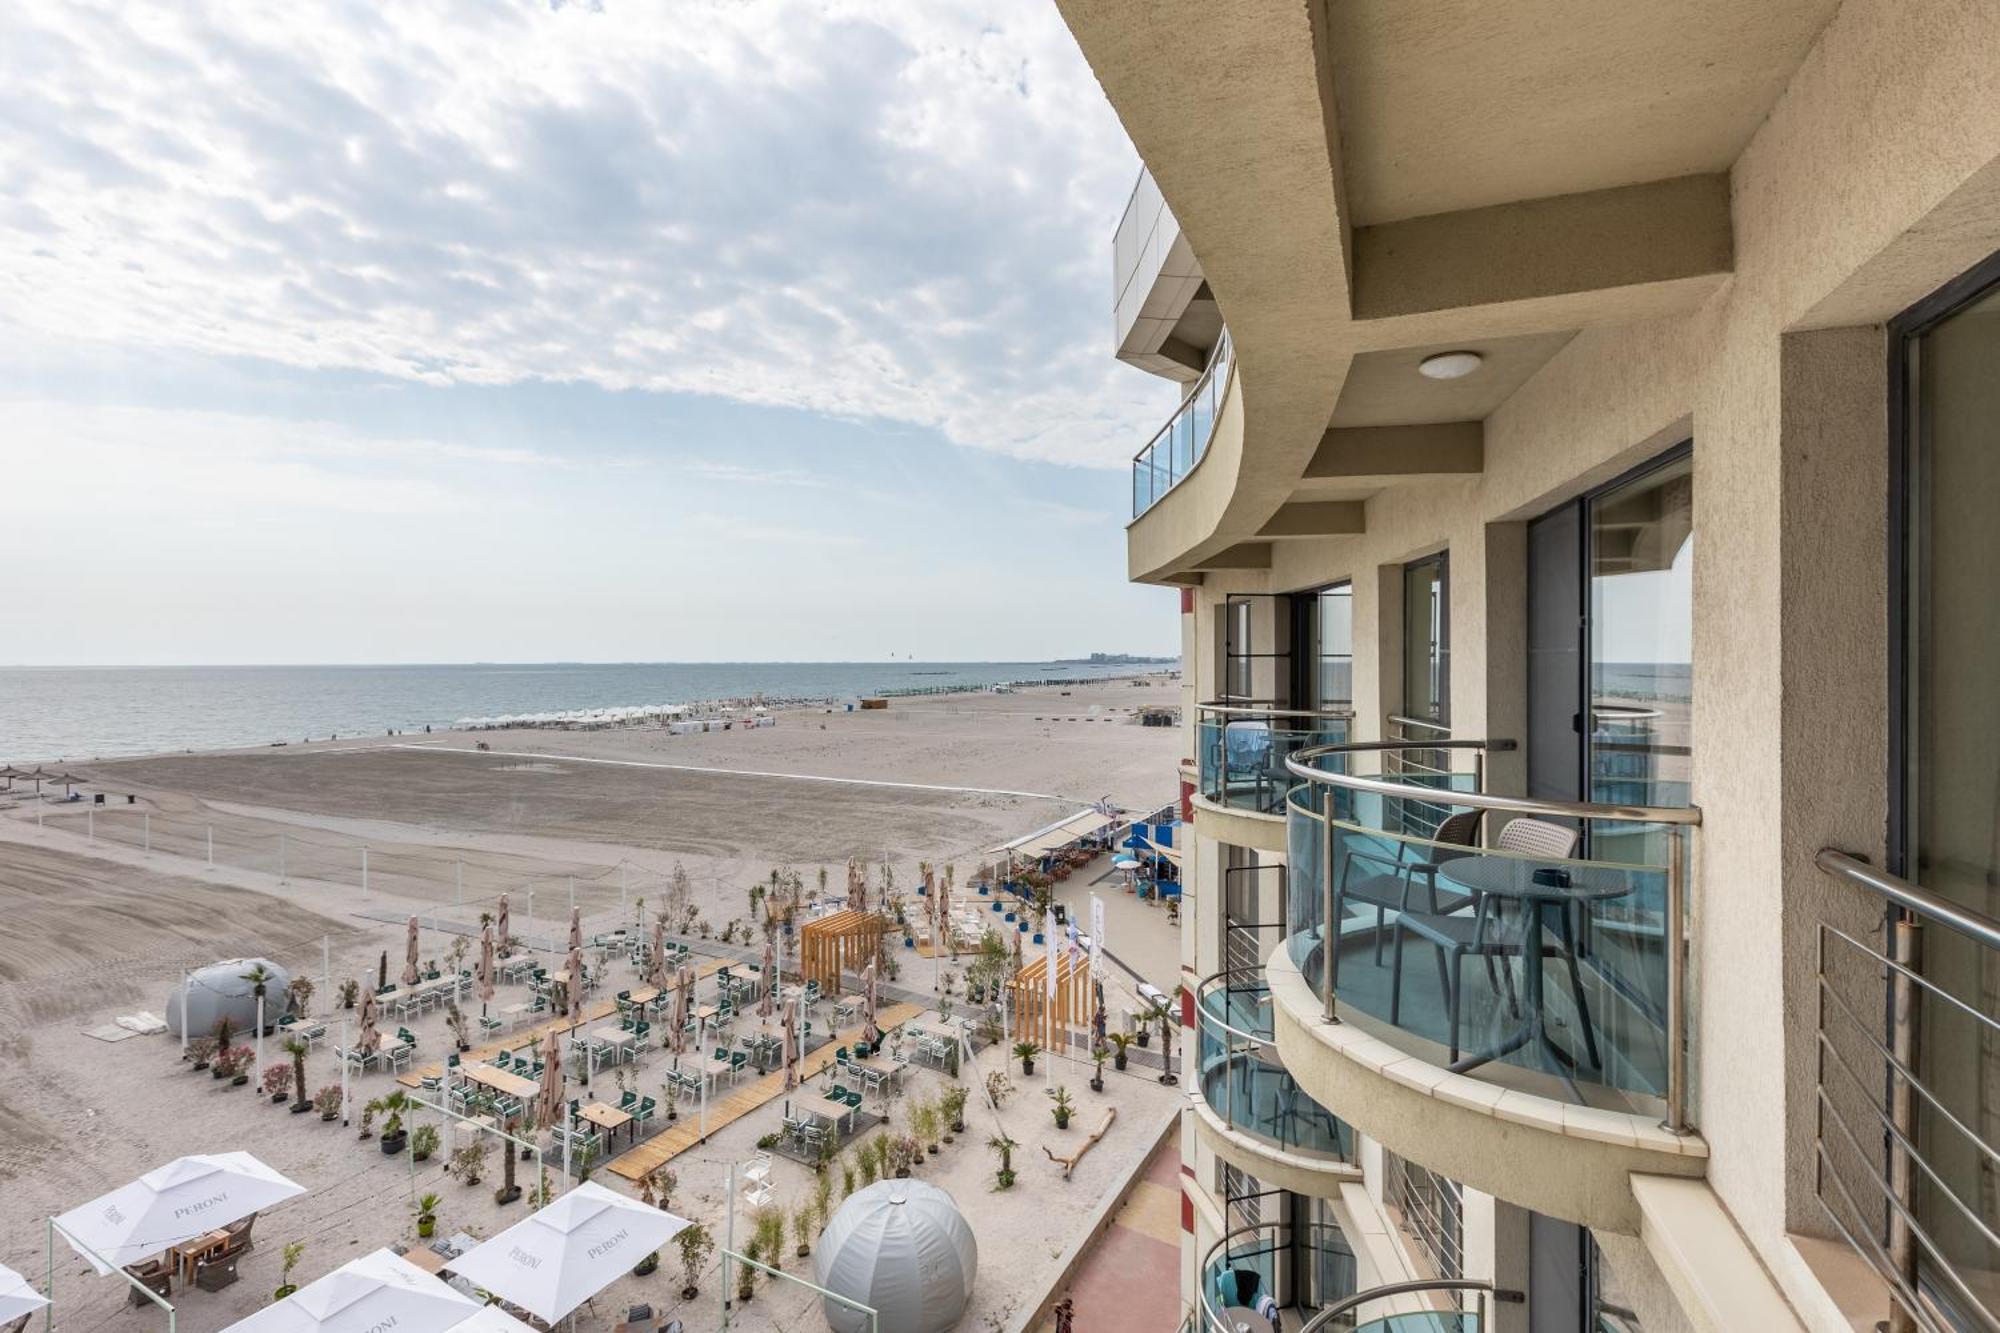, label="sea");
[0,660,1173,762]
